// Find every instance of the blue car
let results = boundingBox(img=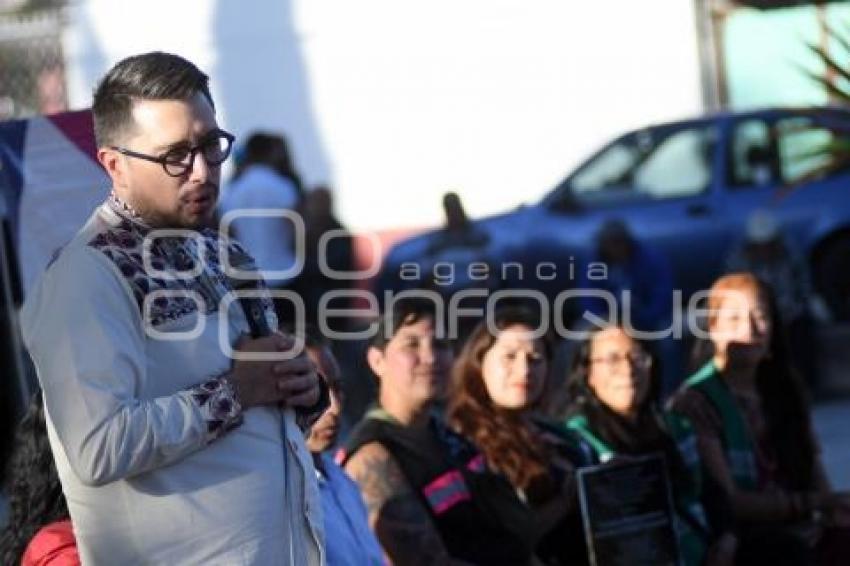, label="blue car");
[378,107,850,319]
